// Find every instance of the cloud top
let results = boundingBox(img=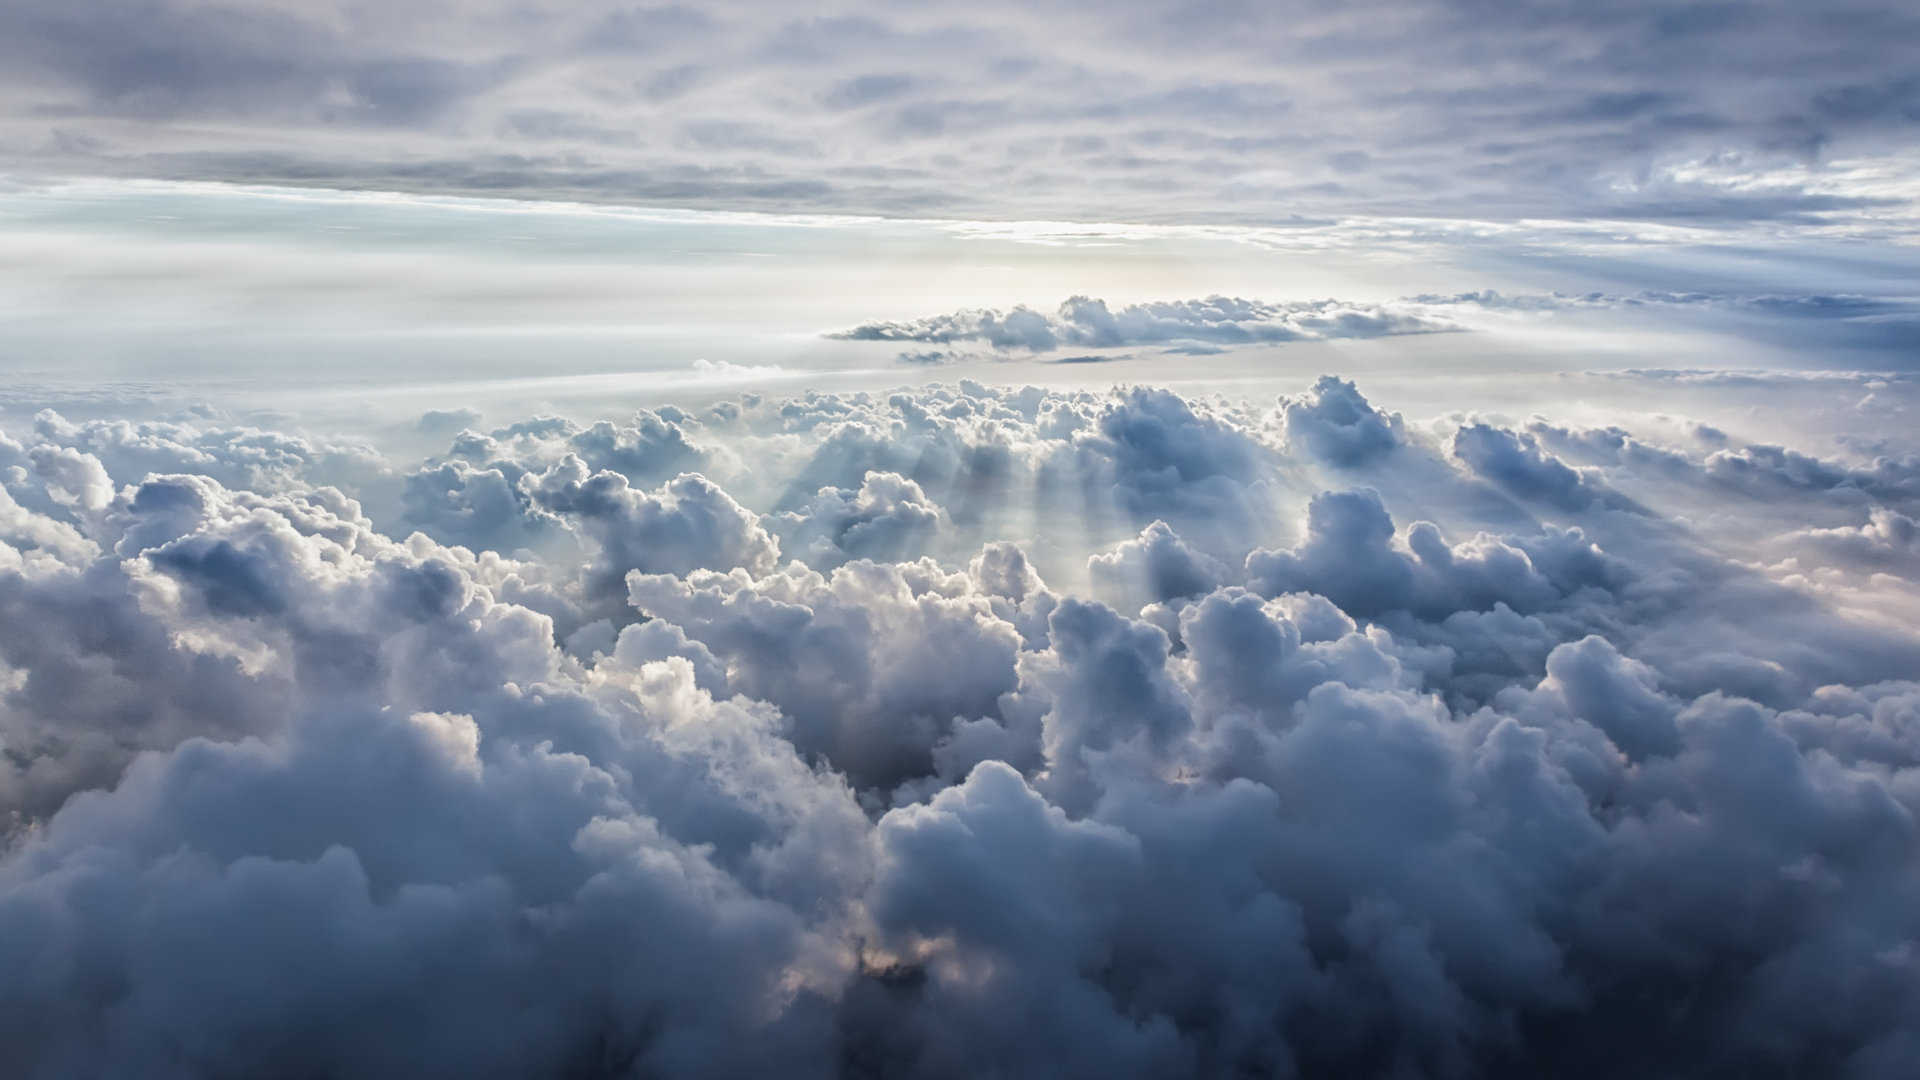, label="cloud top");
[4,375,1920,1076]
[834,295,1455,353]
